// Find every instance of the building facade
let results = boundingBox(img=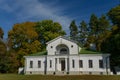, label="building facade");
[24,36,111,75]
